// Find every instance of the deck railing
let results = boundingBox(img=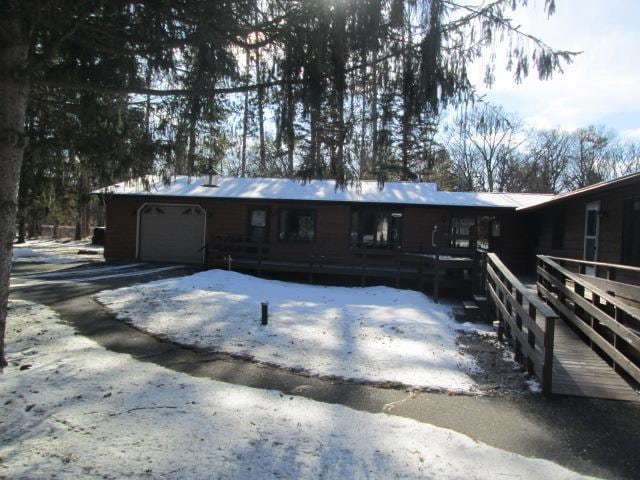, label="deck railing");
[537,256,640,308]
[537,255,640,385]
[206,235,476,298]
[485,253,558,393]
